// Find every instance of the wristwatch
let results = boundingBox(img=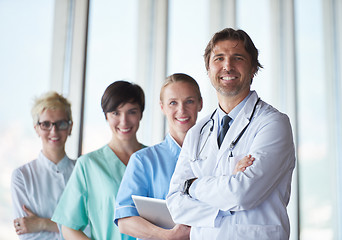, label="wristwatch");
[182,178,197,195]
